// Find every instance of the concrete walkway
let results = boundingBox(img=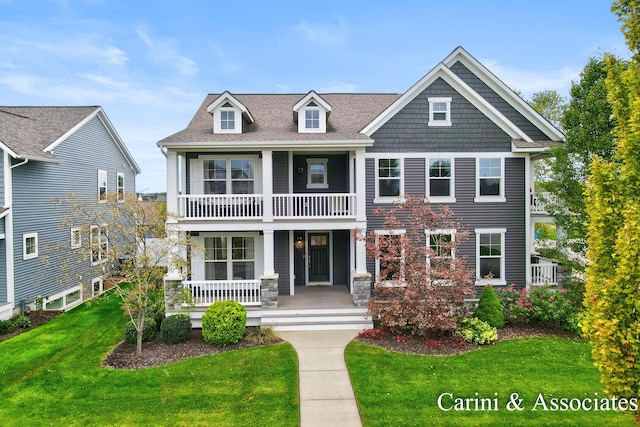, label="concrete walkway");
[277,330,362,427]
